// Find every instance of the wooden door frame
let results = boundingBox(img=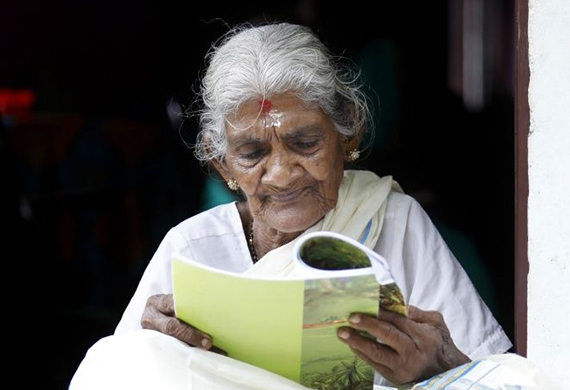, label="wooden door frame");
[514,0,529,357]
